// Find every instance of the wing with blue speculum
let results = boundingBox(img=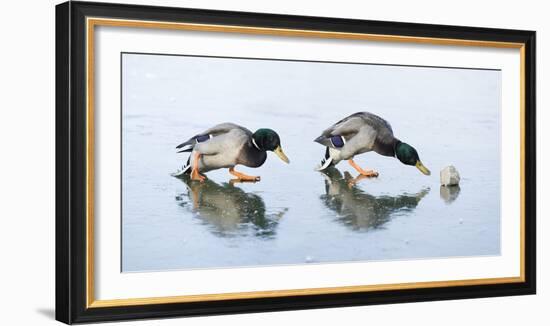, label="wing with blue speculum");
[176,134,212,153]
